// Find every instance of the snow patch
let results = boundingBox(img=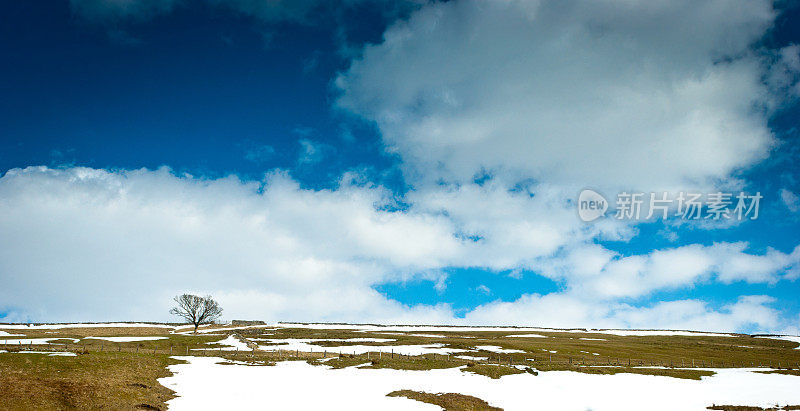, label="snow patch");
[159,357,800,410]
[85,336,168,342]
[277,323,737,338]
[203,335,252,351]
[474,345,525,354]
[0,323,178,330]
[257,339,465,356]
[1,338,80,345]
[456,355,489,361]
[505,334,547,338]
[0,350,77,357]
